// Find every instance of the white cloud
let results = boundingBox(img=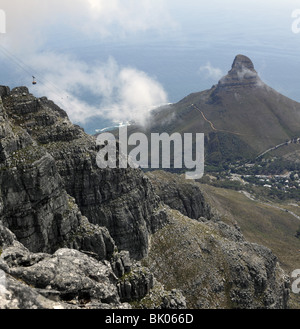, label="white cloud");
[30,53,168,125]
[198,62,223,81]
[0,0,173,126]
[236,67,257,80]
[83,0,177,36]
[0,0,176,51]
